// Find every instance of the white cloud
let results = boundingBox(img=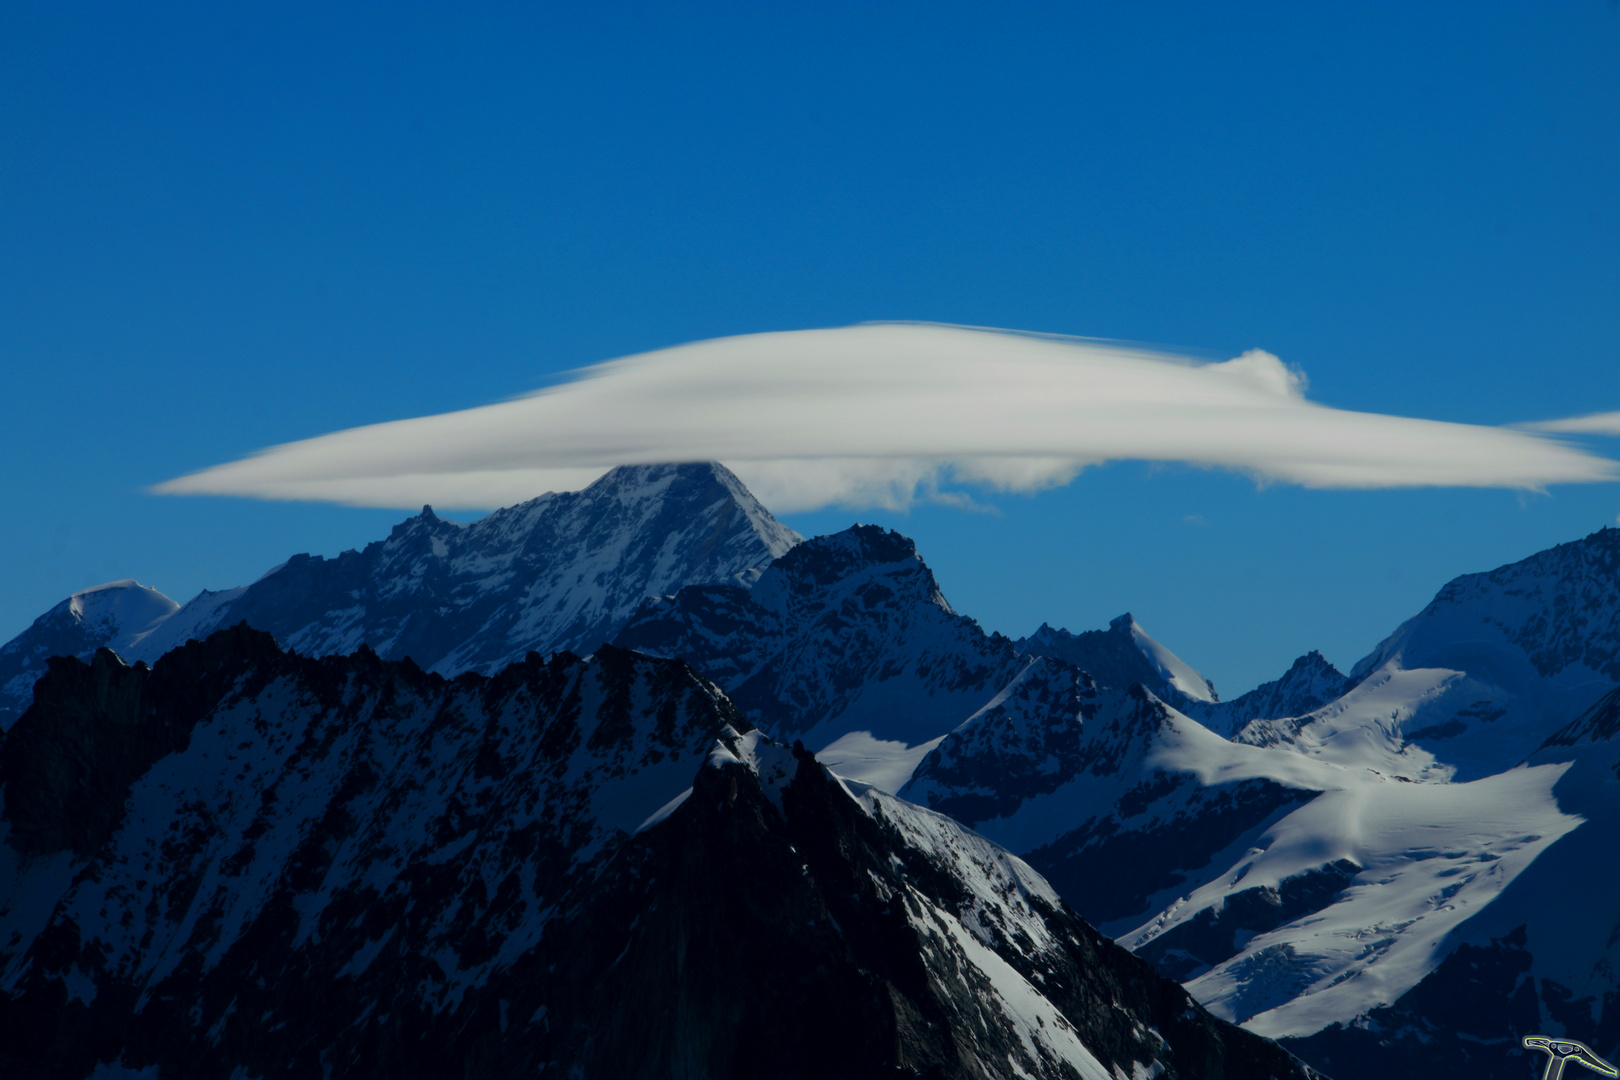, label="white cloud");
[153,323,1620,512]
[1522,411,1620,436]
